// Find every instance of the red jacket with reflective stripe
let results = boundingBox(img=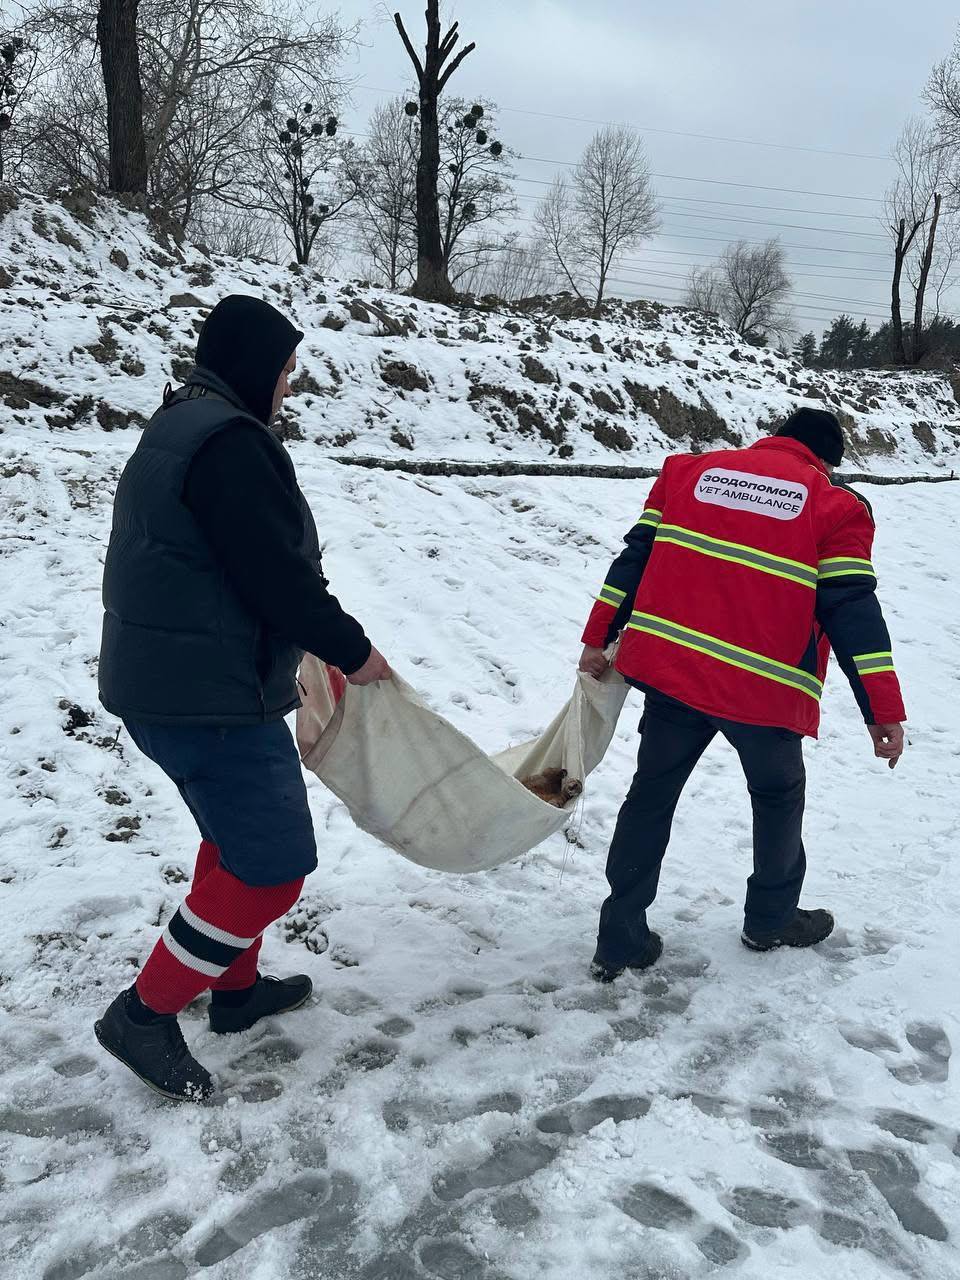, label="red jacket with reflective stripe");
[581,436,906,737]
